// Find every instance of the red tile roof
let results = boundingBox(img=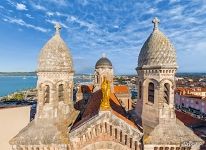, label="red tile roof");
[114,85,129,94]
[77,85,93,93]
[176,110,205,126]
[72,89,138,129]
